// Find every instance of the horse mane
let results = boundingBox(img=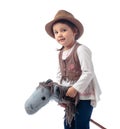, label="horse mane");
[57,85,79,127]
